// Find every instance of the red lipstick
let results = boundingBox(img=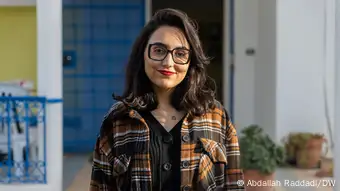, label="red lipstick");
[158,70,175,76]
